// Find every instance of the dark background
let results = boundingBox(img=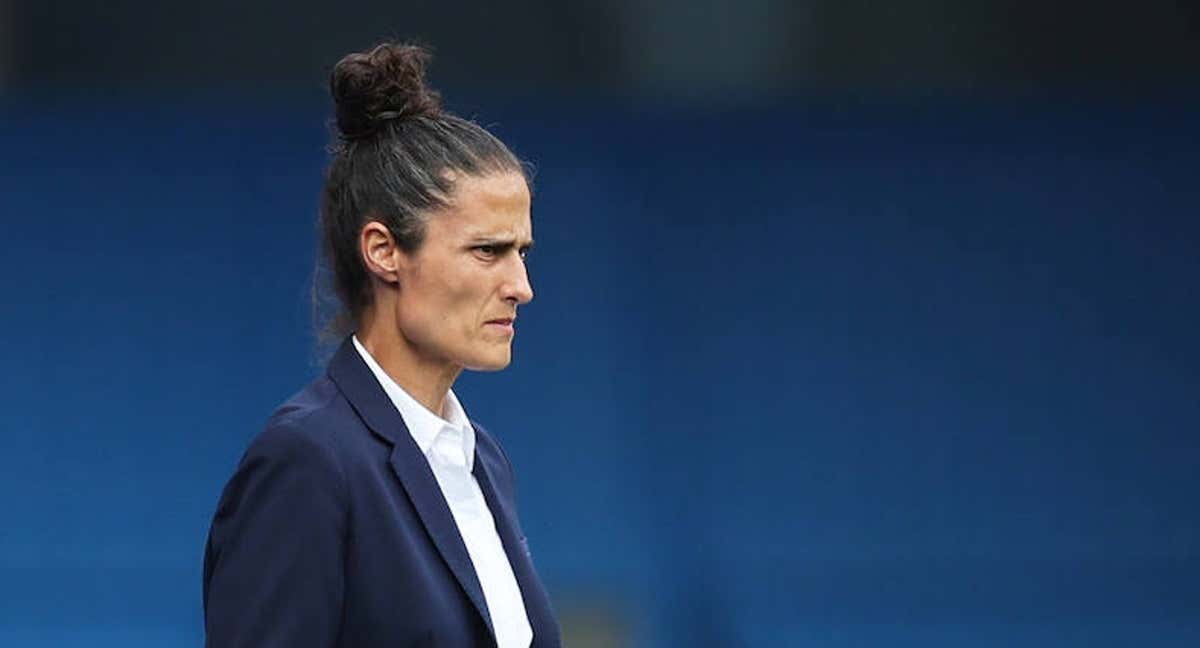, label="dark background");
[1,2,1198,646]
